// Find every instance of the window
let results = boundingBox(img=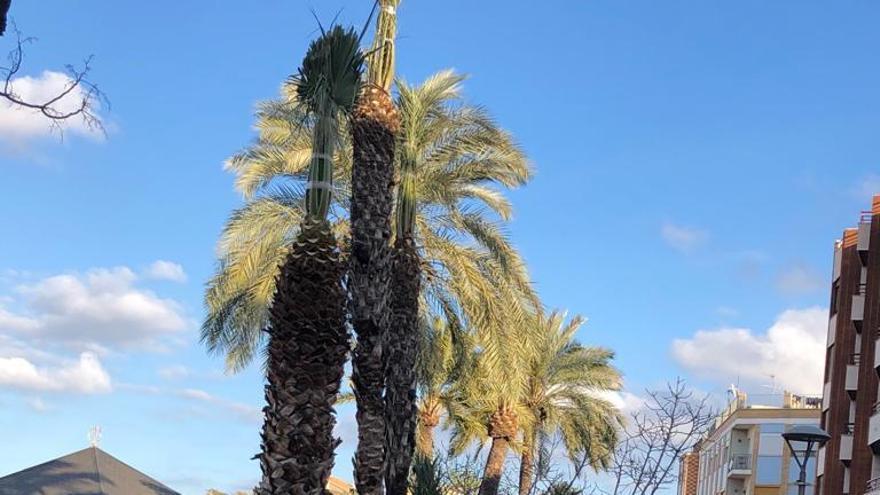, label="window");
[788,455,817,481]
[756,455,783,484]
[760,424,786,434]
[787,453,817,494]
